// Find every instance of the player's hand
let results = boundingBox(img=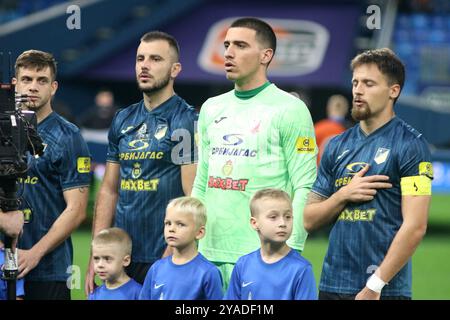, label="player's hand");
[85,258,97,296]
[339,165,392,203]
[17,248,43,278]
[355,286,381,300]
